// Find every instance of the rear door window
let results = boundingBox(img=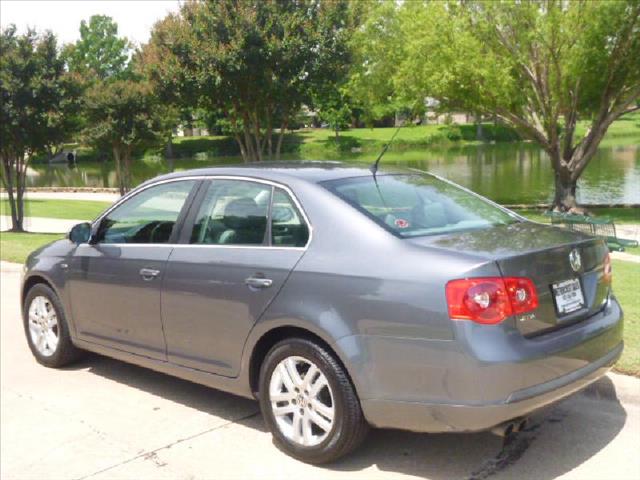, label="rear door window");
[322,174,519,238]
[190,180,271,245]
